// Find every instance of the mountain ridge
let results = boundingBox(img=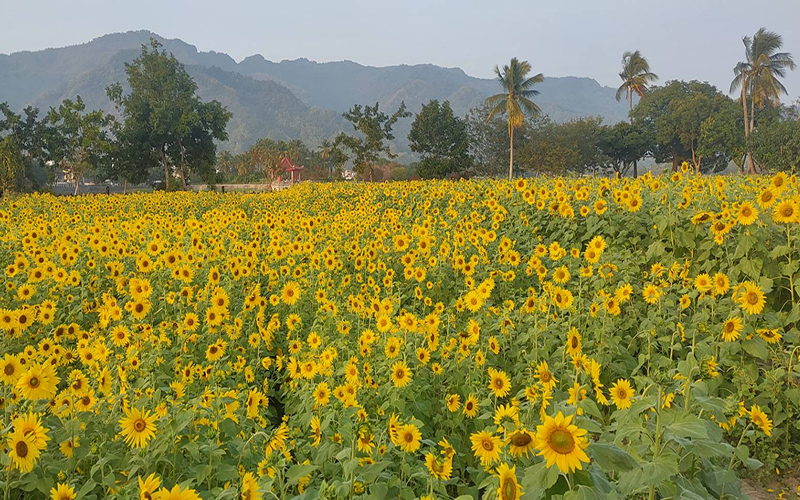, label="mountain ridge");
[0,30,631,154]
